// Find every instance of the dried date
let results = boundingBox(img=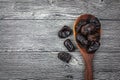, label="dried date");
[58,52,72,63]
[76,20,87,33]
[87,33,100,41]
[58,25,72,38]
[87,41,100,53]
[90,18,101,29]
[76,34,88,48]
[81,23,96,36]
[64,39,75,52]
